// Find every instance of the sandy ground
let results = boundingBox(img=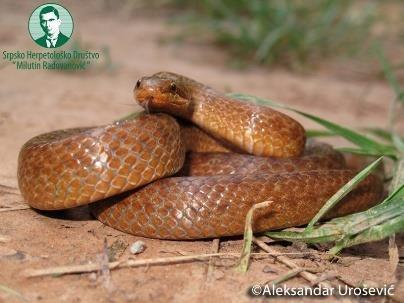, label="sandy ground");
[0,1,403,302]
